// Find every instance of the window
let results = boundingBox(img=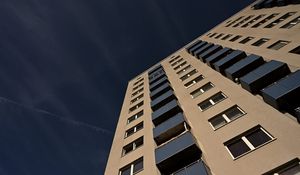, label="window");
[130,94,144,104]
[263,158,300,175]
[289,46,300,55]
[190,82,214,99]
[215,33,224,39]
[169,55,180,63]
[221,34,233,40]
[209,33,217,38]
[239,37,254,44]
[225,126,274,159]
[174,61,187,70]
[127,110,143,124]
[132,88,143,97]
[133,78,144,86]
[265,12,296,28]
[184,75,204,88]
[180,69,198,81]
[268,40,290,50]
[129,101,143,113]
[281,16,300,29]
[252,13,279,28]
[209,105,245,130]
[132,83,143,91]
[230,35,242,42]
[198,92,226,111]
[171,58,184,67]
[125,122,143,138]
[119,157,143,175]
[149,69,164,81]
[241,14,265,28]
[252,38,269,46]
[225,16,244,27]
[177,65,192,75]
[233,15,254,27]
[122,137,143,156]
